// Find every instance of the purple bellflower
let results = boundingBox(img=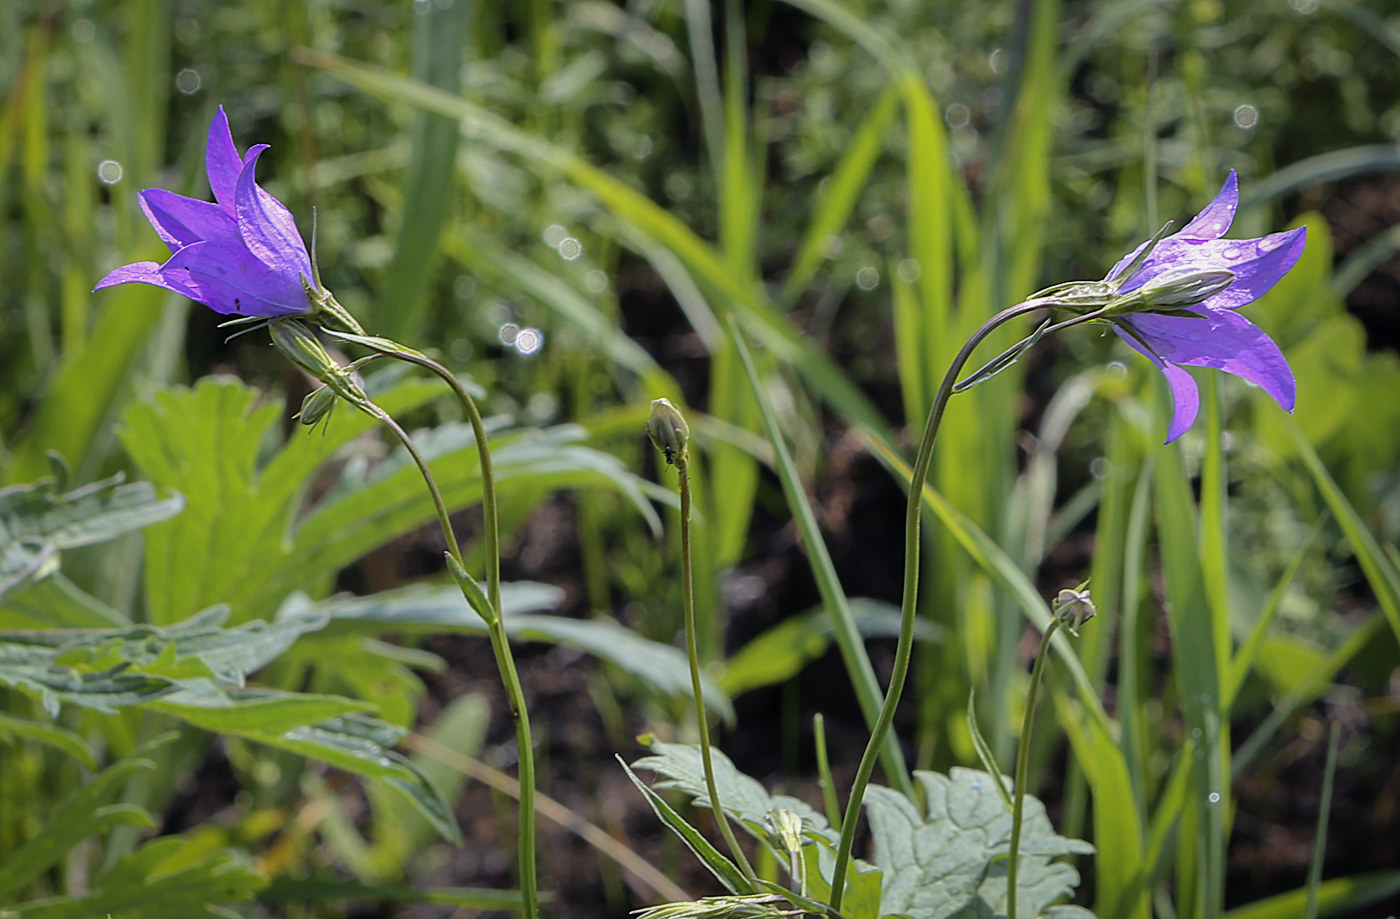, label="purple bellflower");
[95,107,360,333]
[1105,171,1306,443]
